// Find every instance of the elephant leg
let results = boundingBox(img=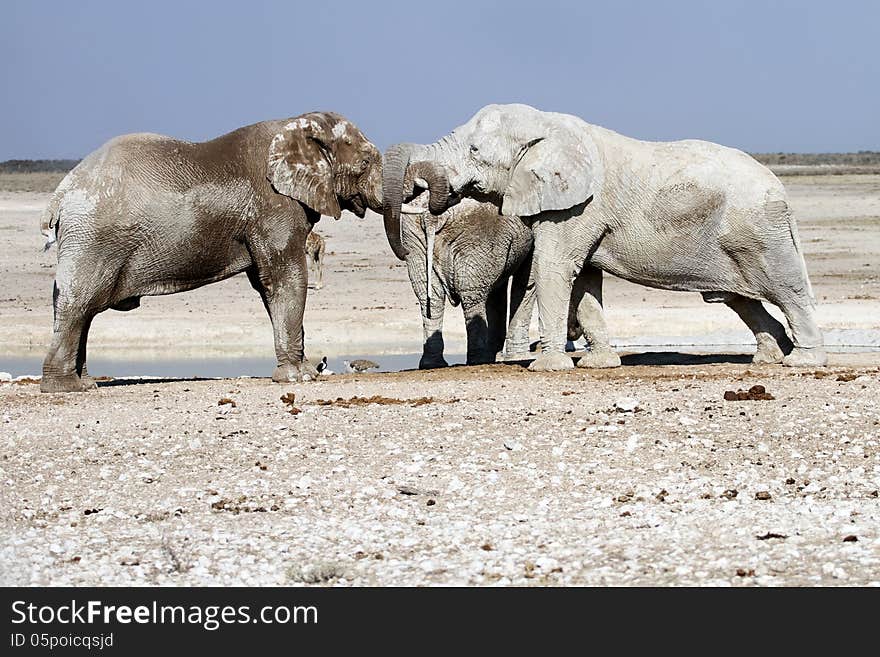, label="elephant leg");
[572,266,620,369]
[761,265,826,367]
[528,222,577,372]
[246,256,316,382]
[737,203,826,367]
[315,255,323,290]
[774,296,827,367]
[705,292,793,364]
[566,275,584,345]
[486,283,508,358]
[76,315,98,389]
[462,295,493,365]
[418,287,448,370]
[502,251,535,360]
[407,253,449,369]
[41,281,99,392]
